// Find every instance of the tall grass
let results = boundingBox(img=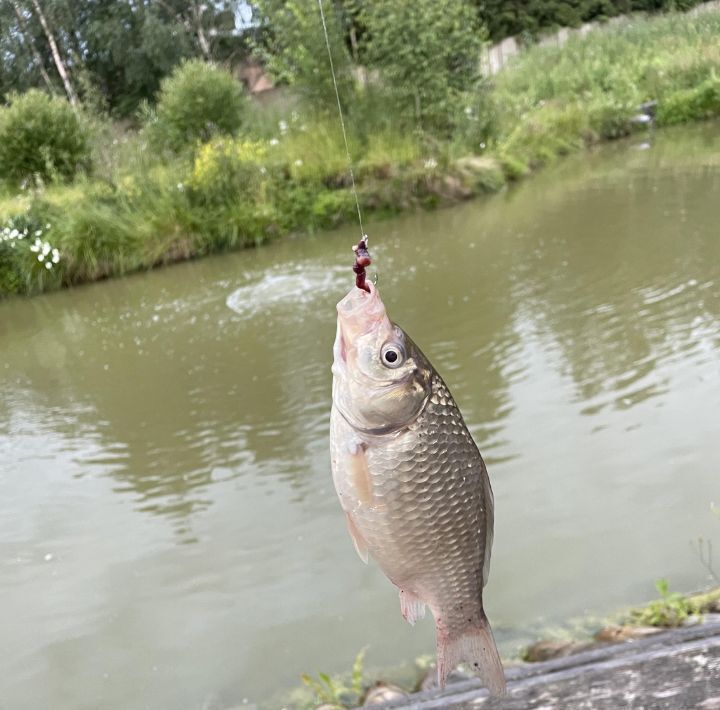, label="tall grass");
[491,10,720,172]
